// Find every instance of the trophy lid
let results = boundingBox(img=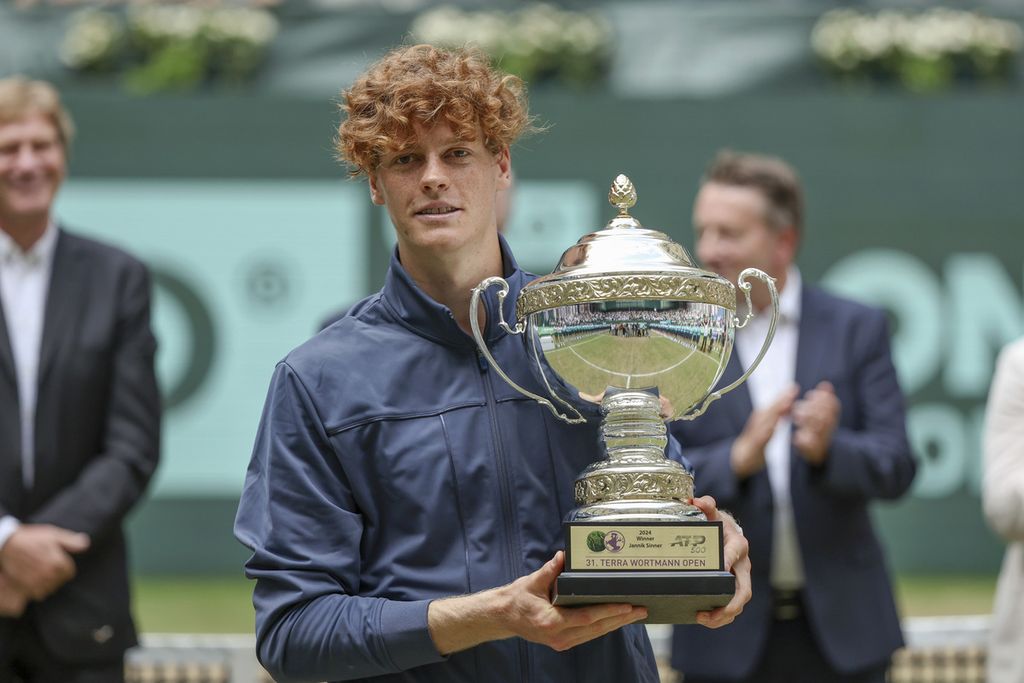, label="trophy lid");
[516,175,736,319]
